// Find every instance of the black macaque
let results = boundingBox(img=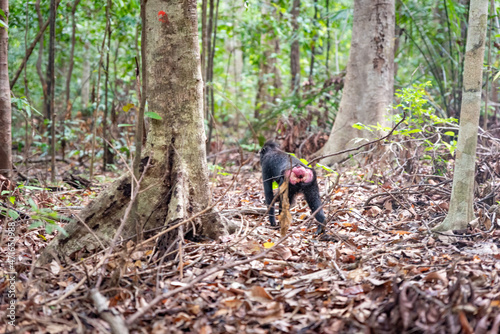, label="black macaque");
[260,141,326,234]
